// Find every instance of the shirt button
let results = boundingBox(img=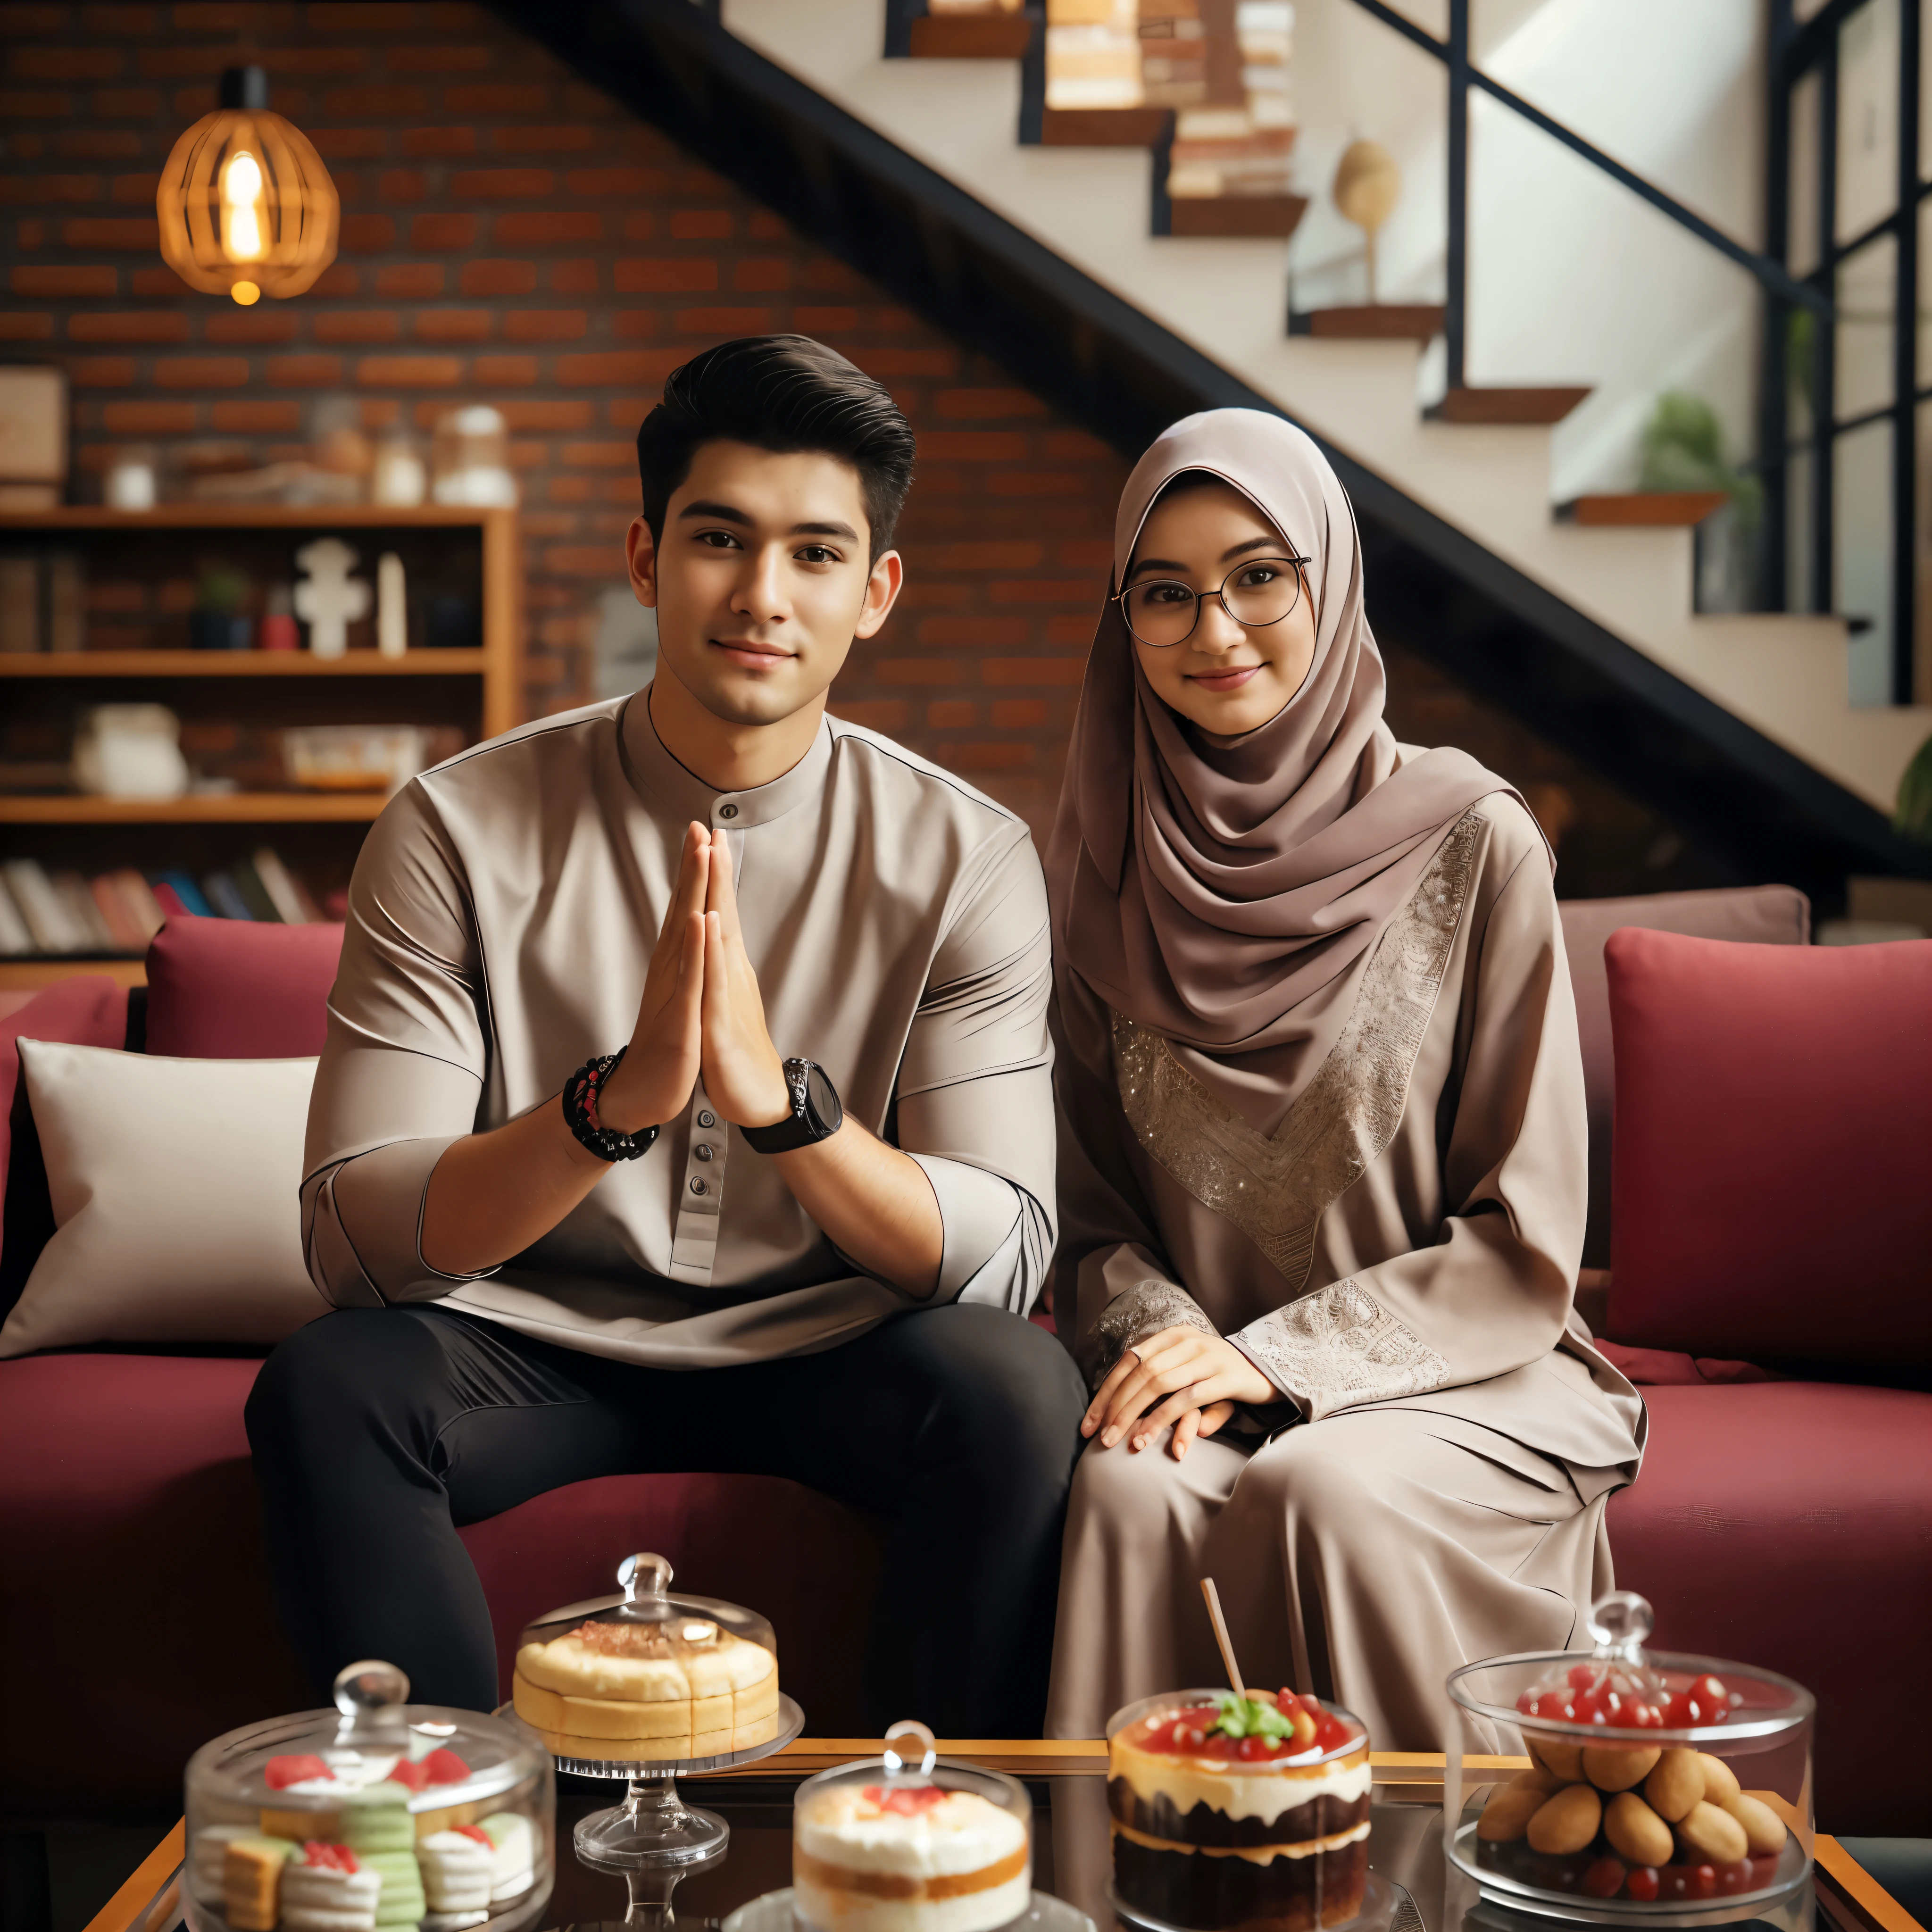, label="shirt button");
[697,1110,716,1129]
[717,802,739,821]
[689,1176,708,1195]
[694,1143,713,1162]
